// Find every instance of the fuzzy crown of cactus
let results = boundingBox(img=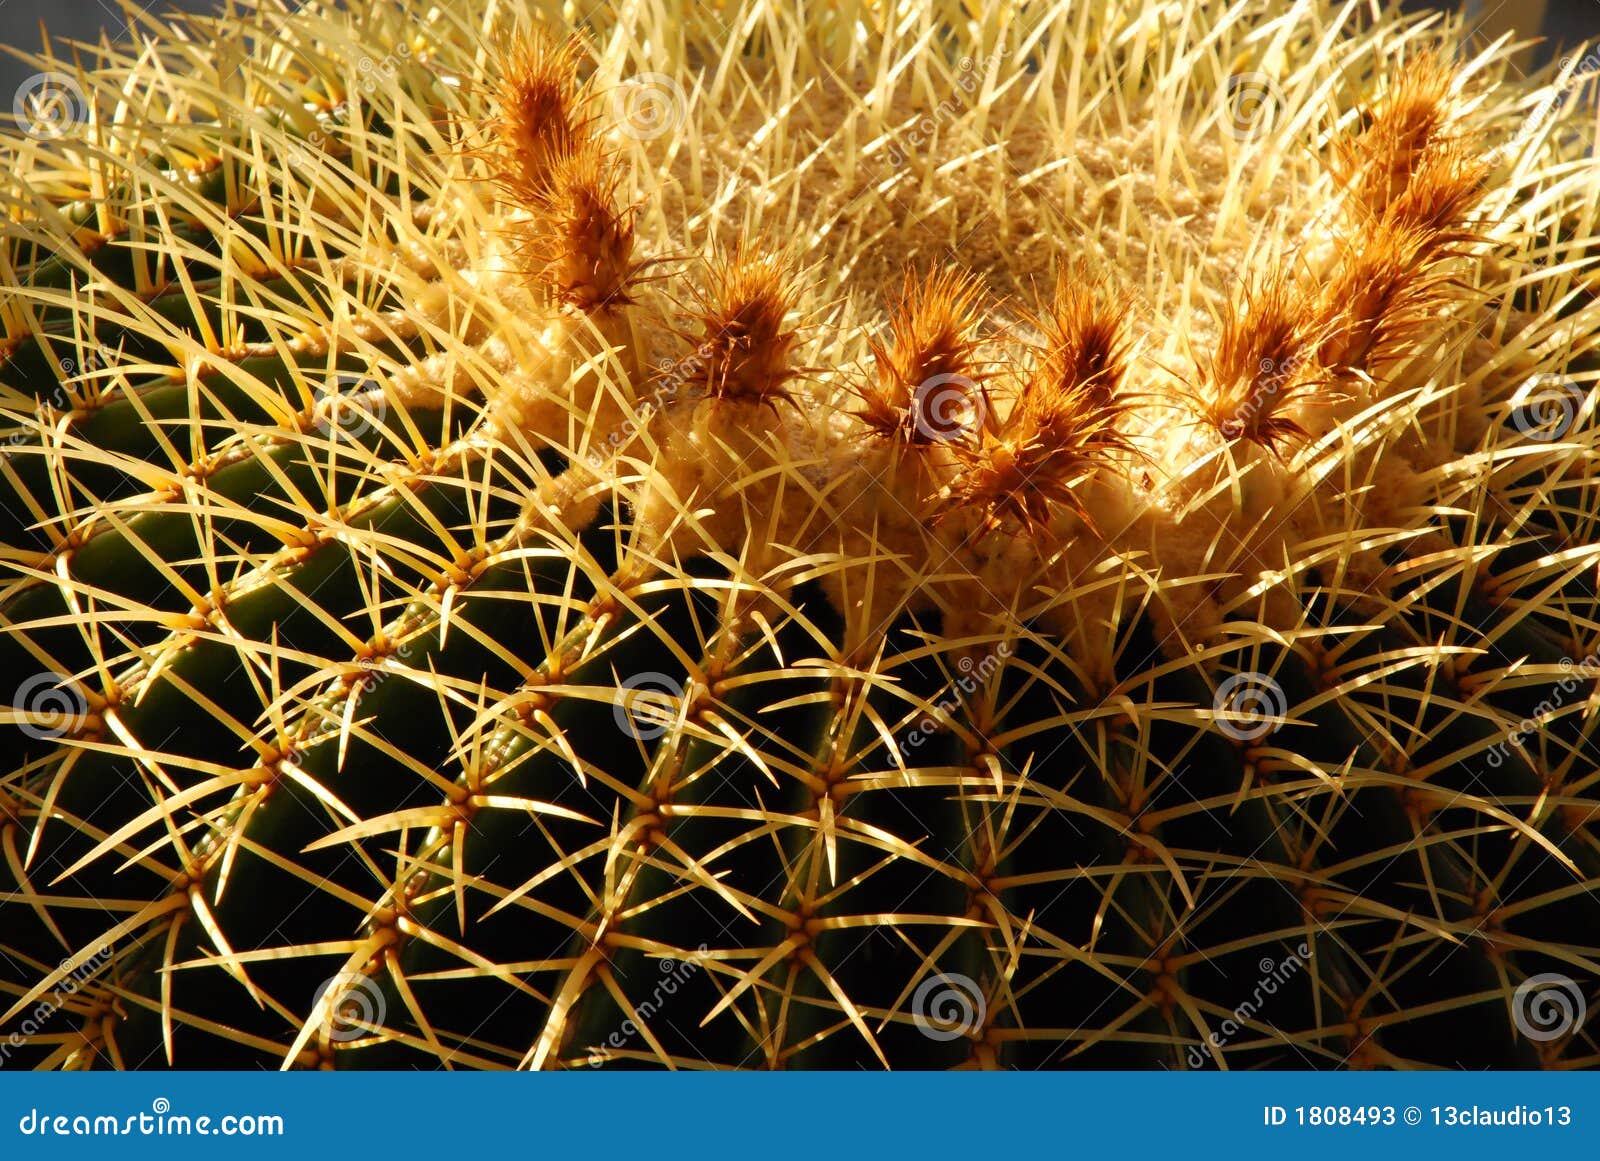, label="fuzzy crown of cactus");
[1,0,1598,1070]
